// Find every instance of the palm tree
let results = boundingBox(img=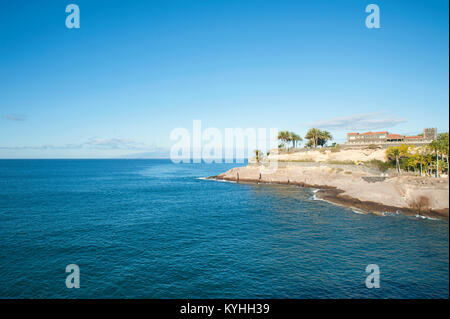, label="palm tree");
[290,133,302,148]
[286,131,293,149]
[387,147,401,173]
[425,153,434,176]
[407,155,417,173]
[437,133,449,166]
[318,130,333,147]
[254,149,263,163]
[387,145,409,173]
[428,140,440,177]
[305,128,321,148]
[412,154,421,175]
[417,146,427,176]
[278,131,303,150]
[399,144,411,172]
[277,131,289,150]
